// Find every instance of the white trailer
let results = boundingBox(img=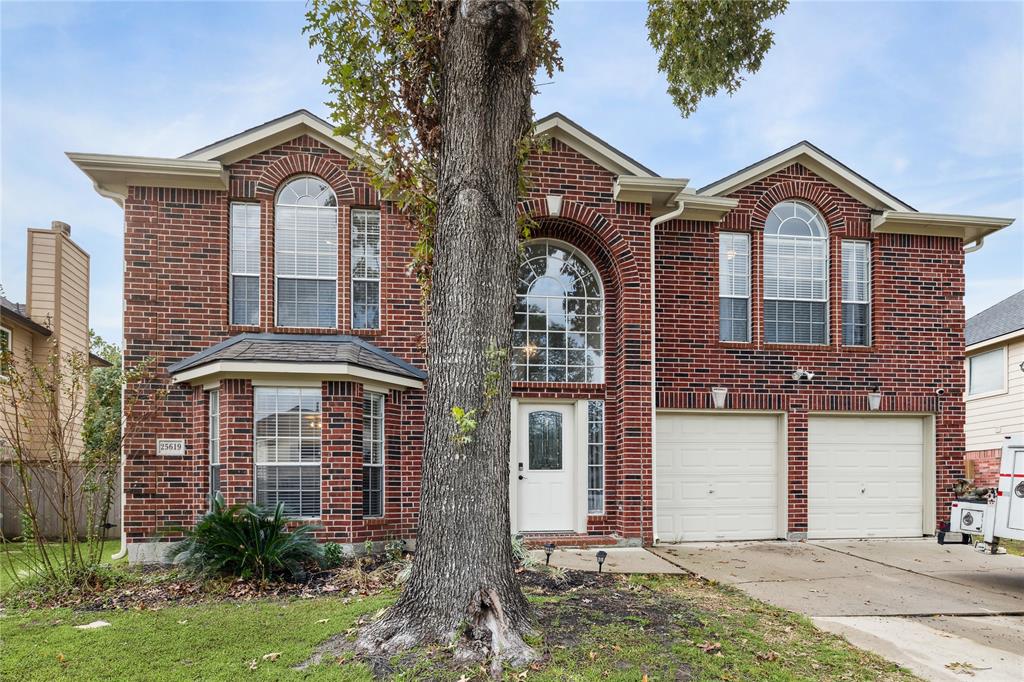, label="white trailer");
[941,435,1024,552]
